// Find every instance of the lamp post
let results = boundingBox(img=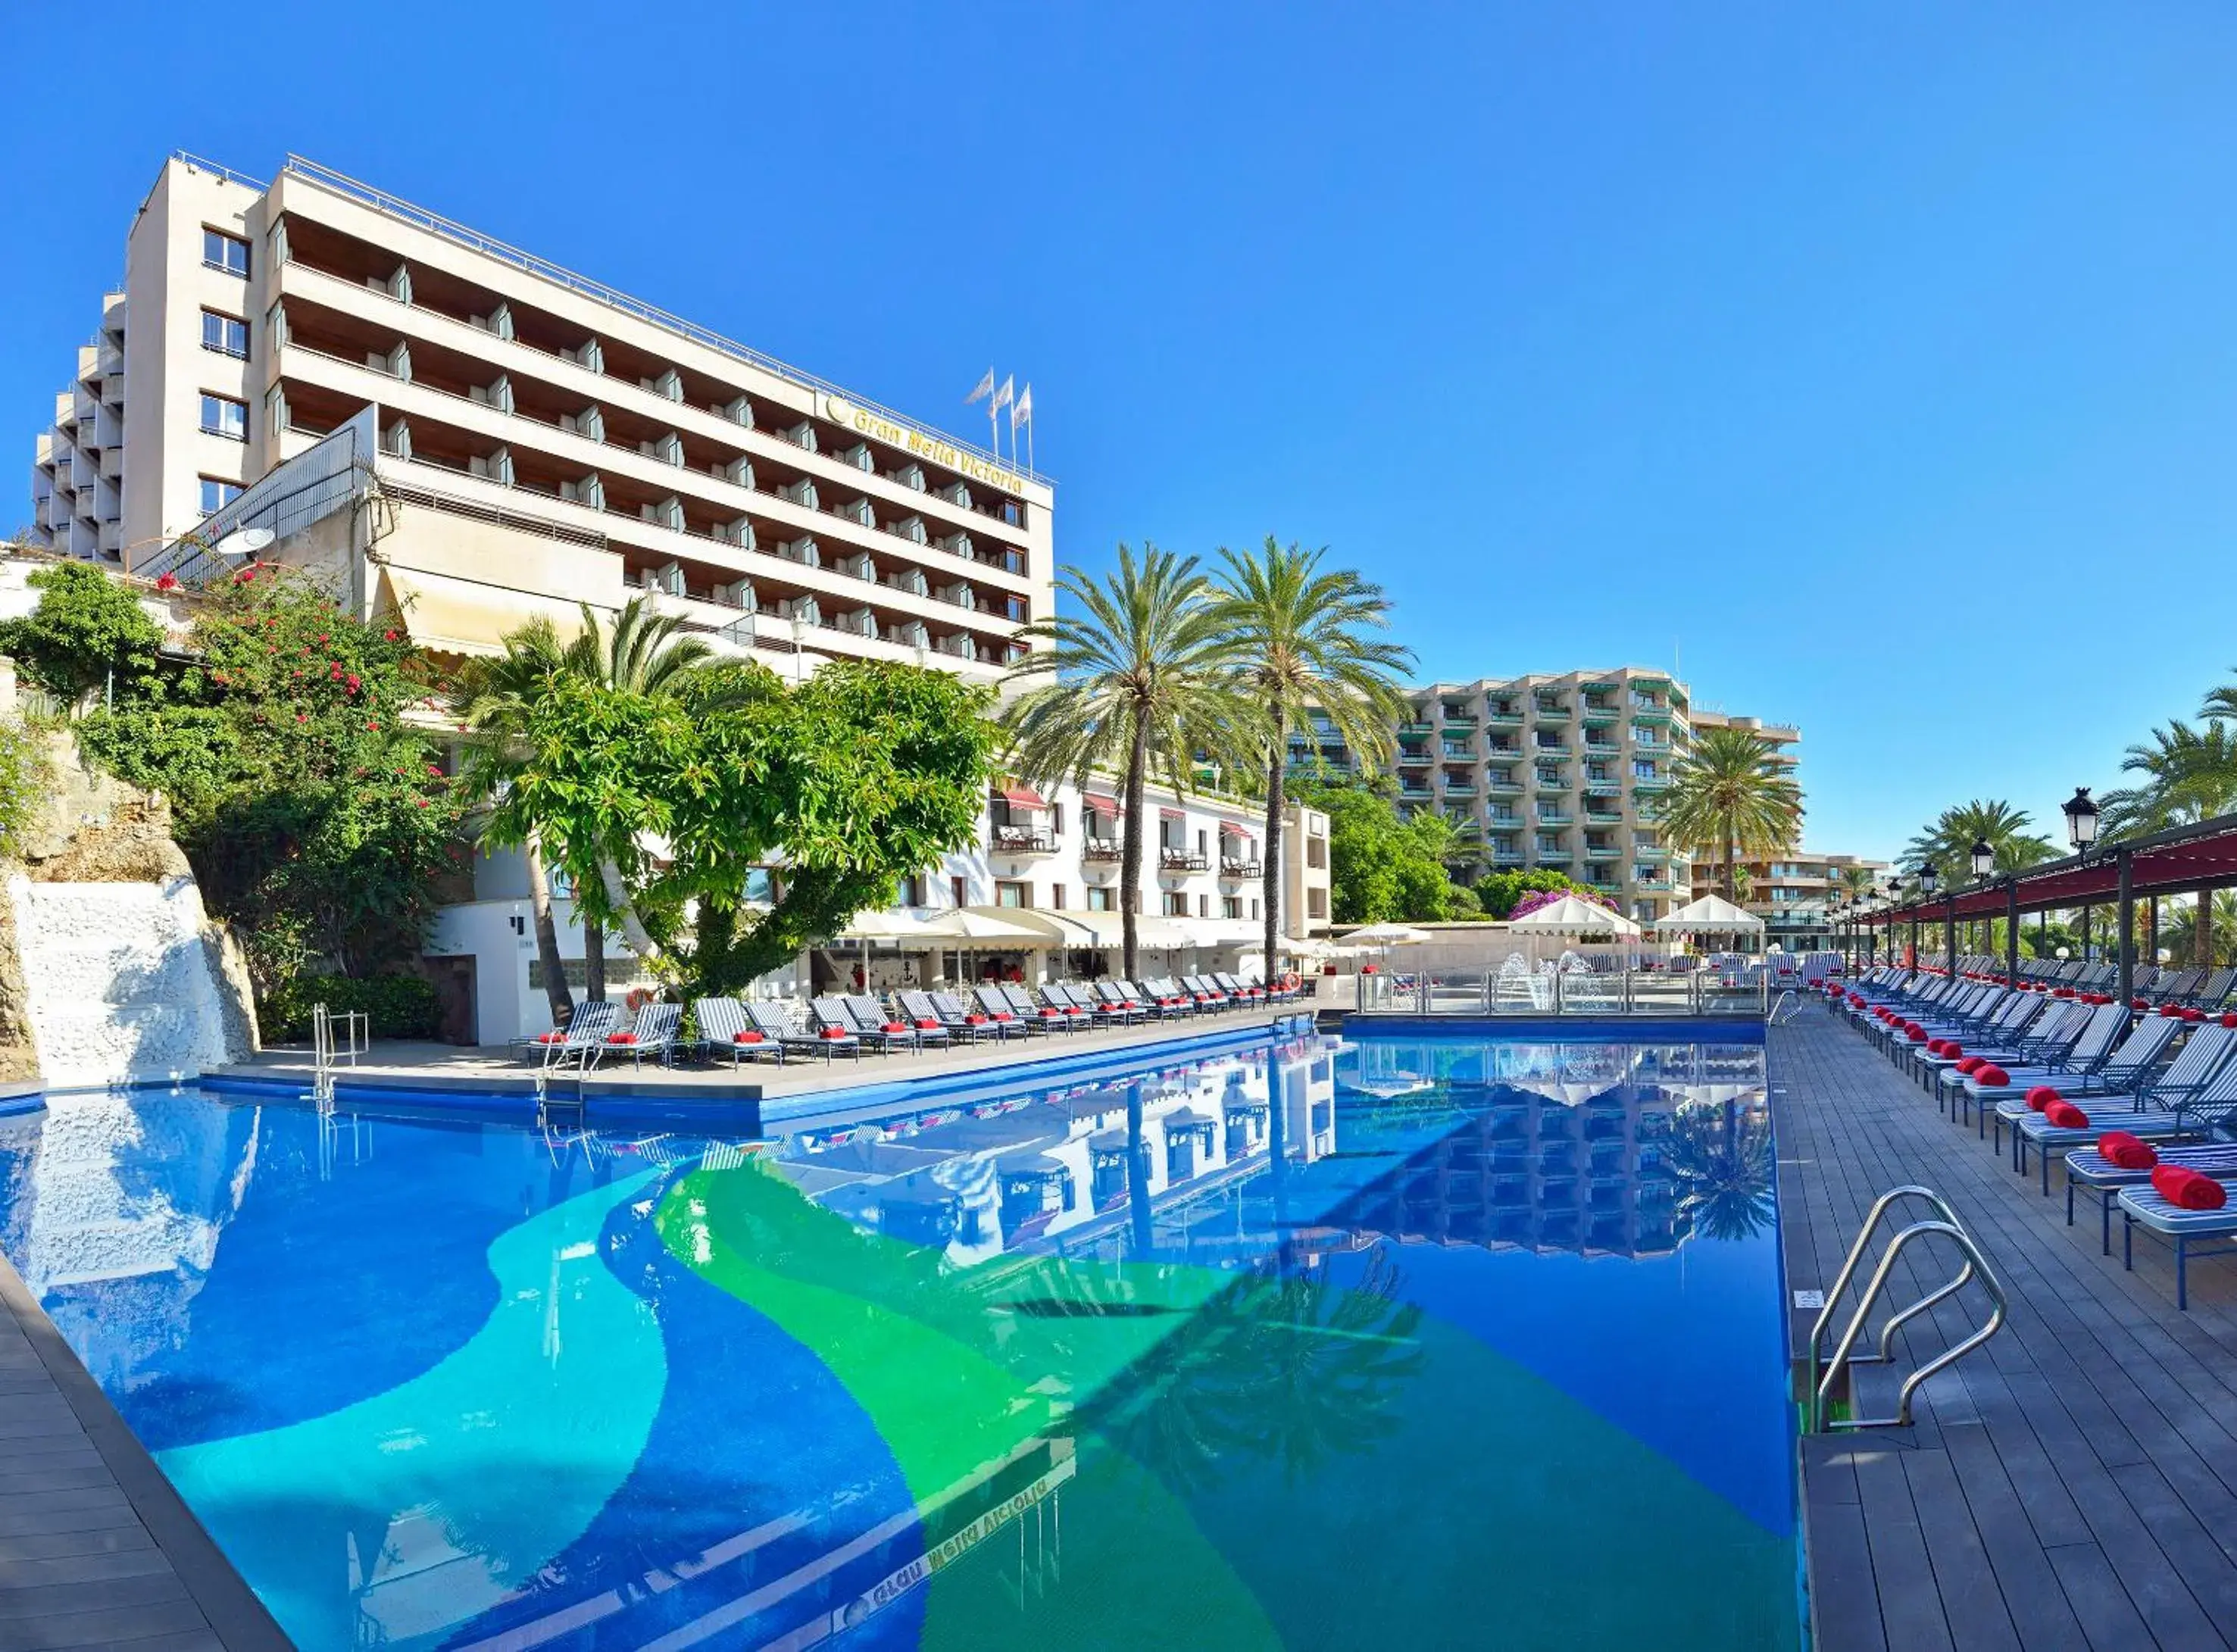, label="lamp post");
[2116,845,2135,1005]
[1970,838,1995,961]
[2064,786,2099,854]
